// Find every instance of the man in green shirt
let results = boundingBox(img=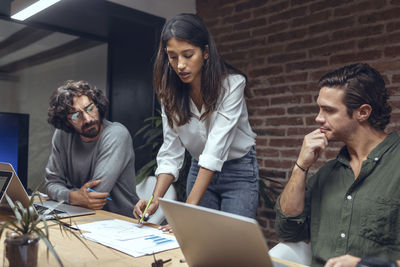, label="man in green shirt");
[275,63,400,267]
